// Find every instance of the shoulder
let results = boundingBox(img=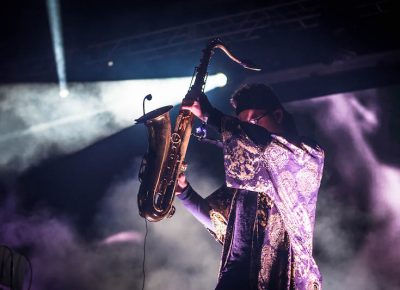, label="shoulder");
[300,136,325,159]
[300,136,321,148]
[271,134,324,160]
